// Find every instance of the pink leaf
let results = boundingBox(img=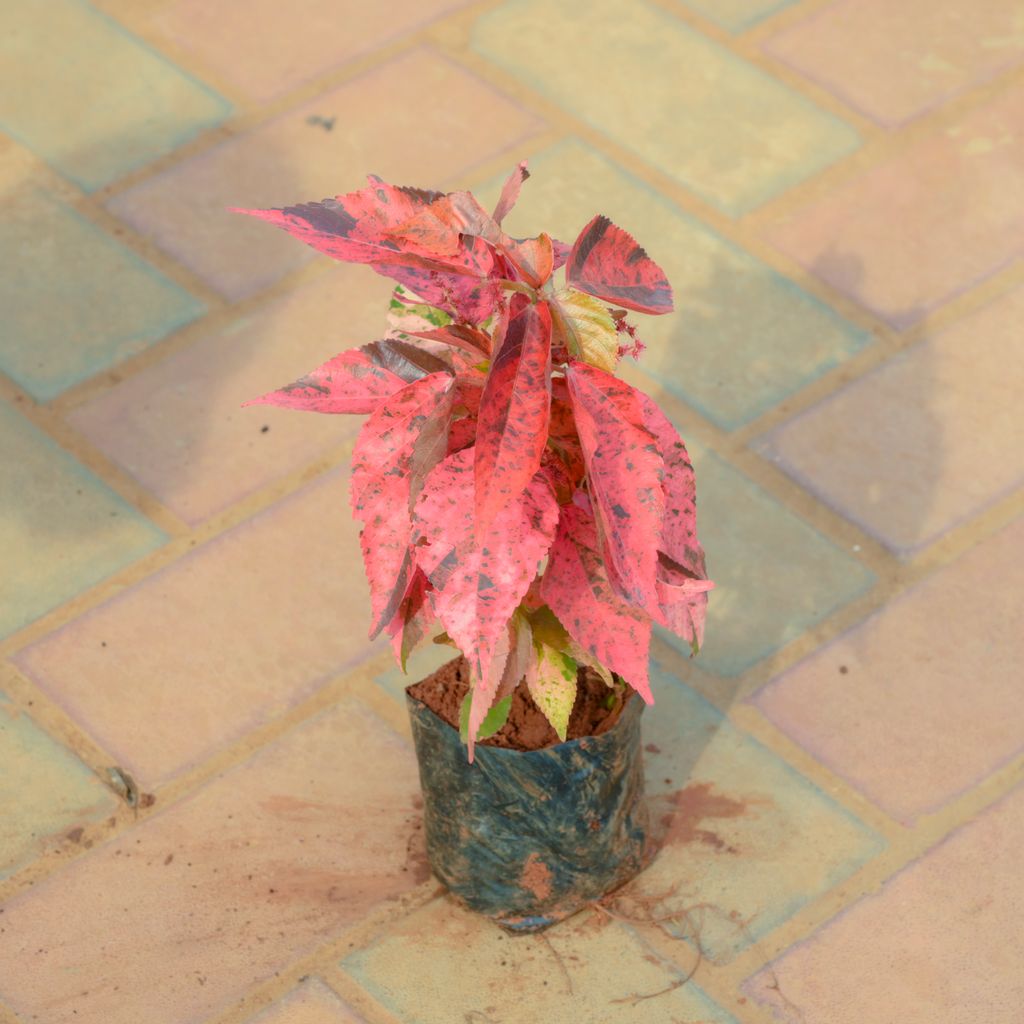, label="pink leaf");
[384,568,435,671]
[406,323,492,358]
[492,161,530,225]
[566,215,673,315]
[565,361,664,615]
[551,237,571,271]
[540,500,653,703]
[412,448,559,761]
[231,176,446,270]
[243,340,446,415]
[474,296,552,538]
[373,239,503,324]
[351,373,456,636]
[635,396,713,652]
